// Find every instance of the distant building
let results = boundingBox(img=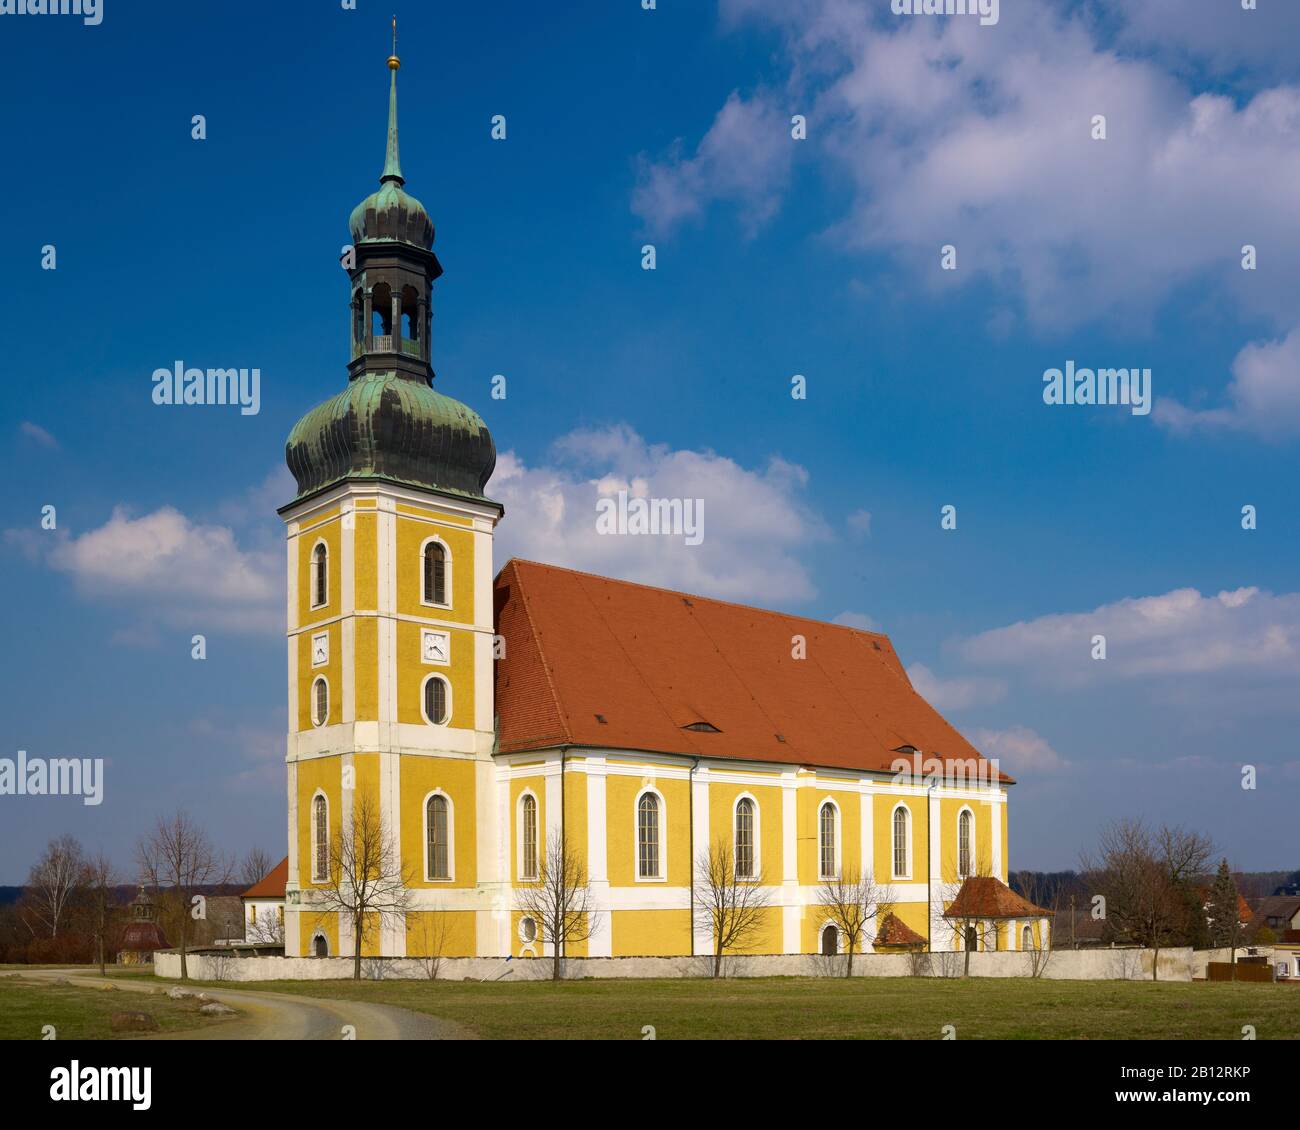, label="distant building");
[116,887,168,965]
[241,857,287,945]
[1247,896,1300,978]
